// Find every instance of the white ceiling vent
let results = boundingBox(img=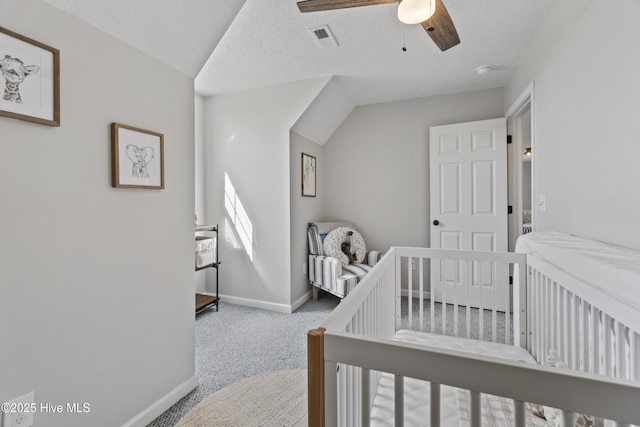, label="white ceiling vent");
[309,25,339,49]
